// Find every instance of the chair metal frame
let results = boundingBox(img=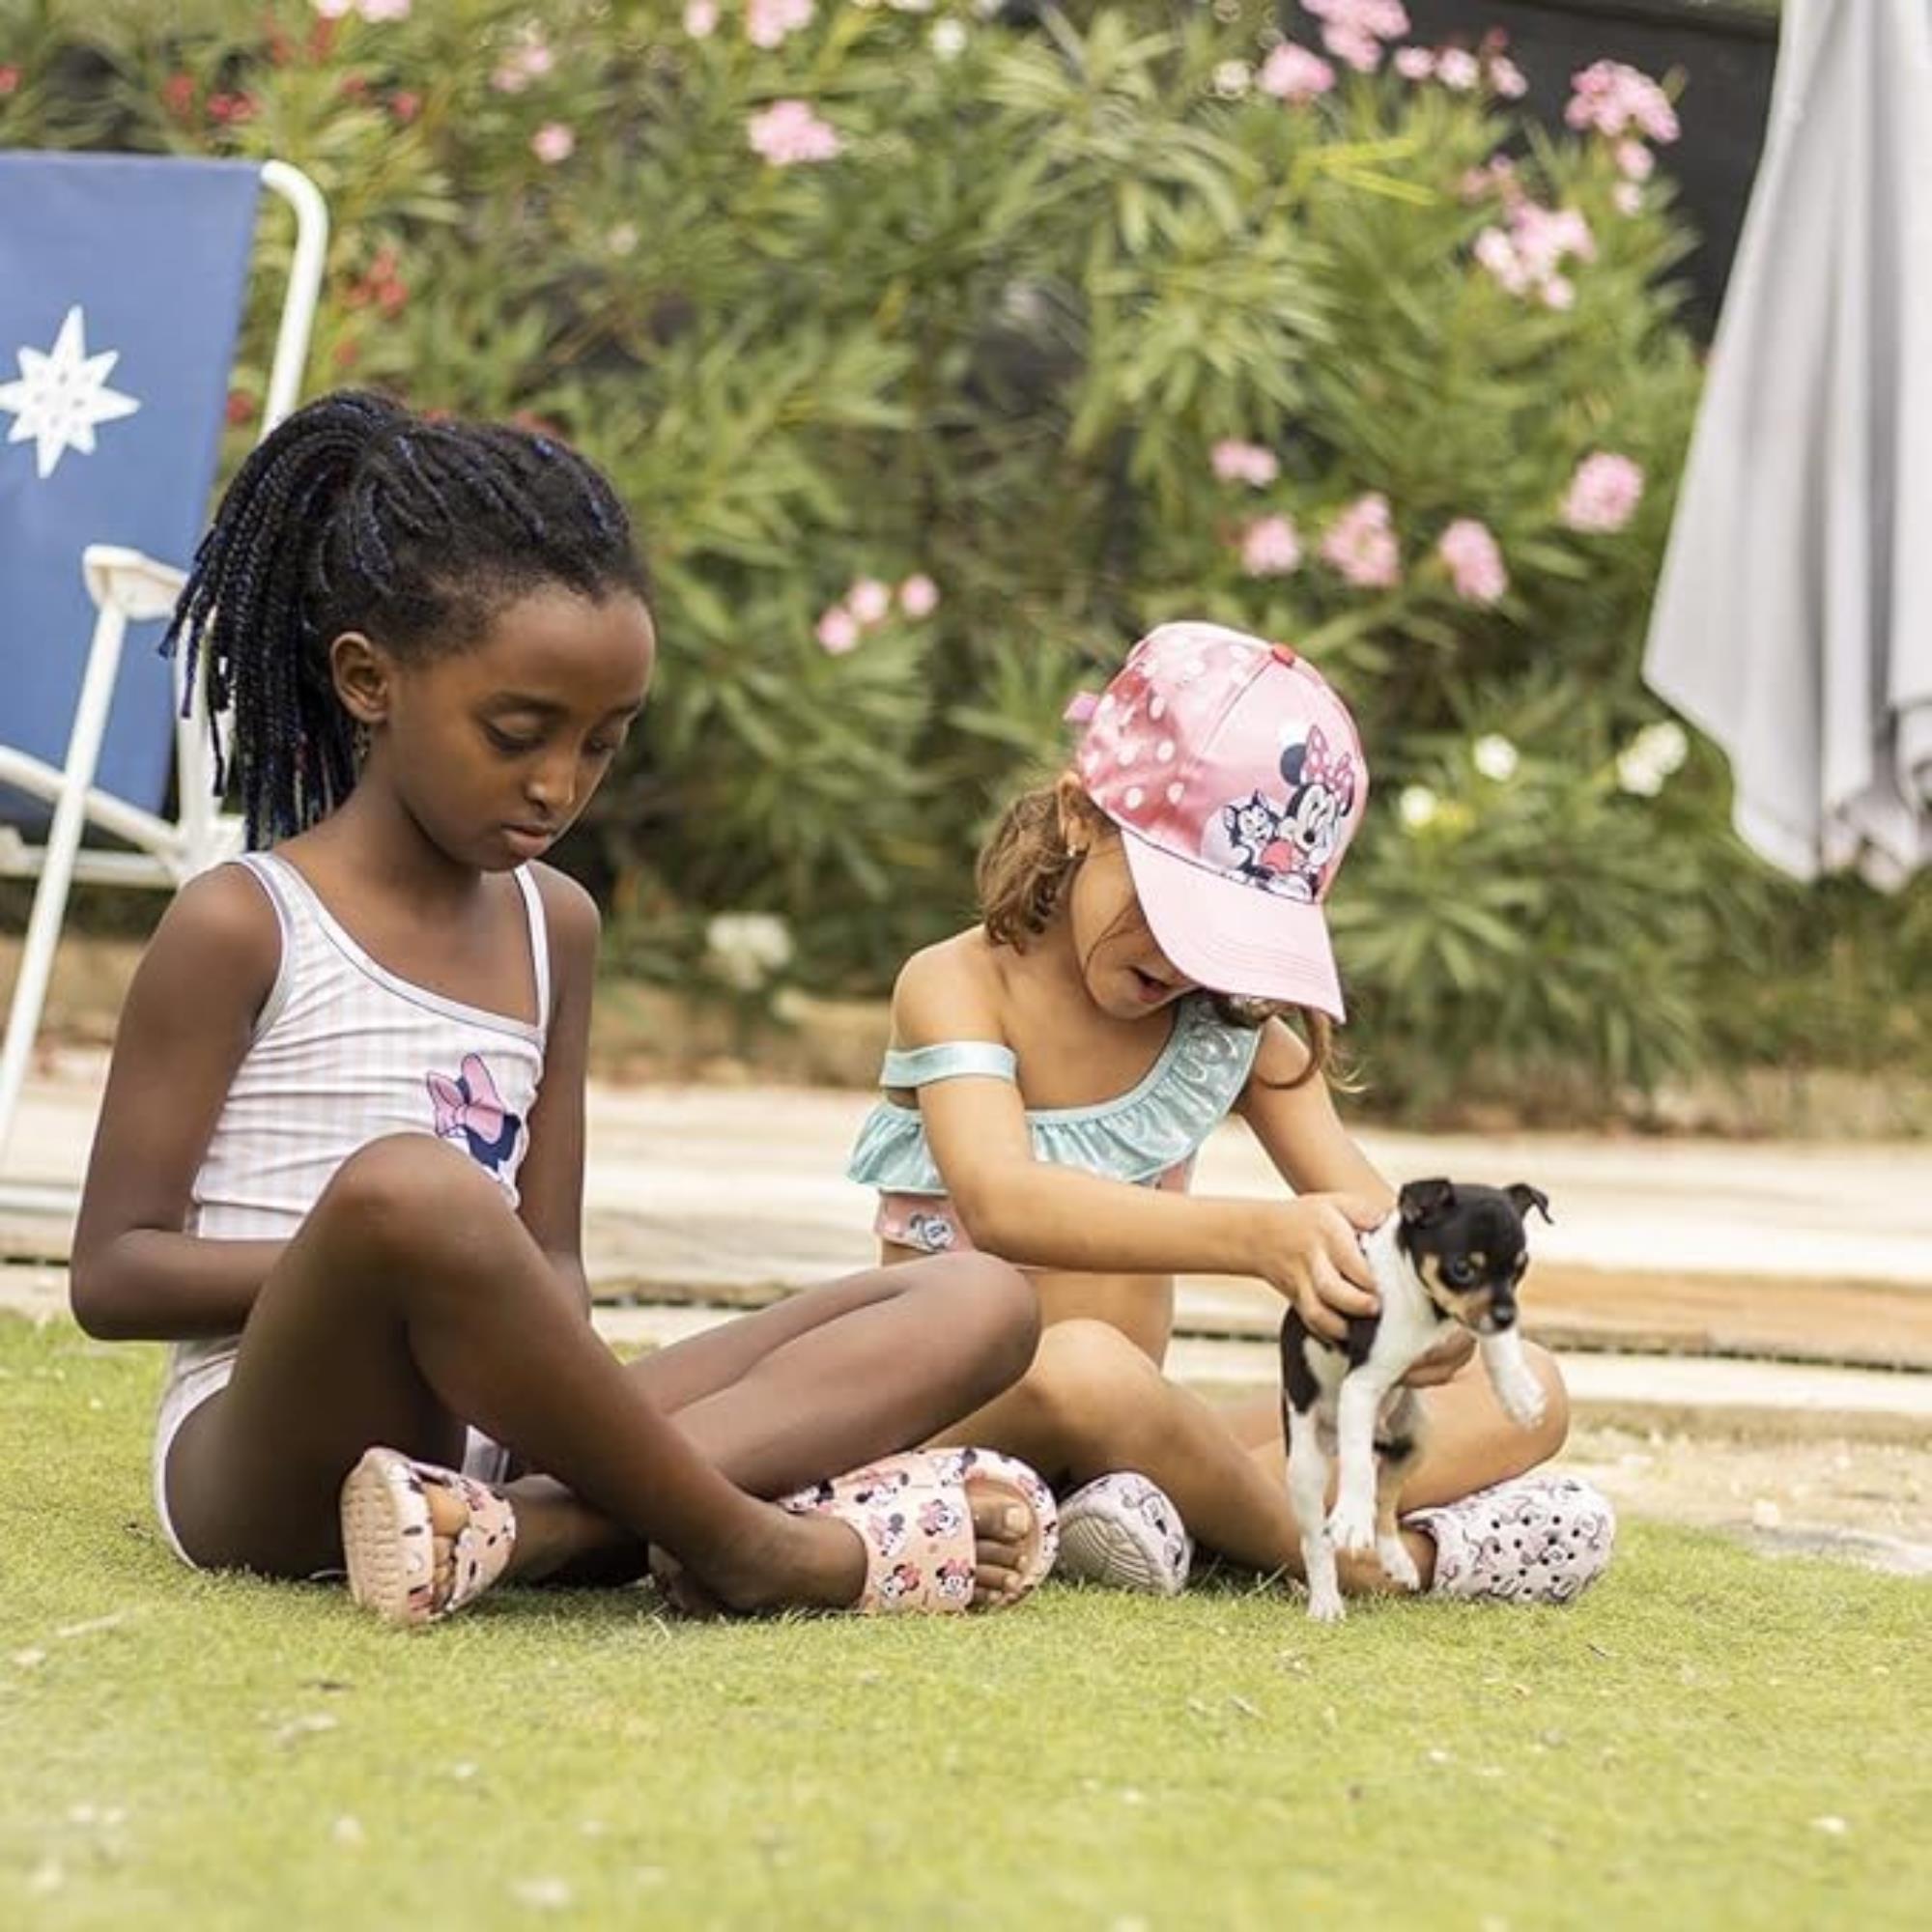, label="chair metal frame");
[0,159,328,1204]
